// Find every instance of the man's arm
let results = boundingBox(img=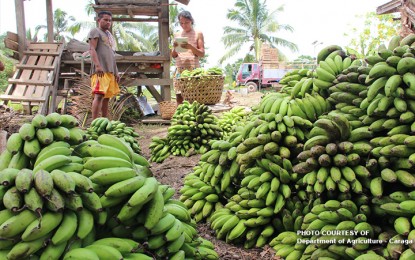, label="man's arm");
[89,37,104,77]
[0,61,4,72]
